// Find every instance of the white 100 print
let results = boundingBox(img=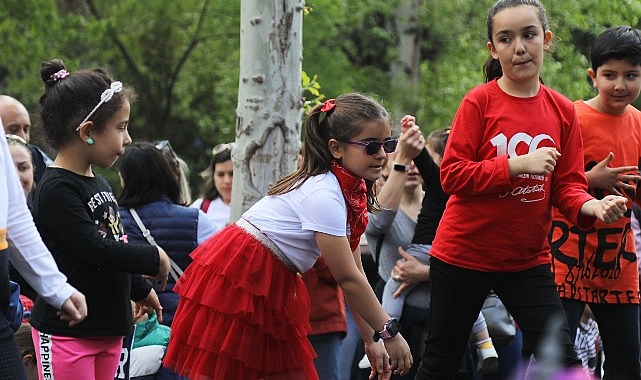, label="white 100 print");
[491,132,554,202]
